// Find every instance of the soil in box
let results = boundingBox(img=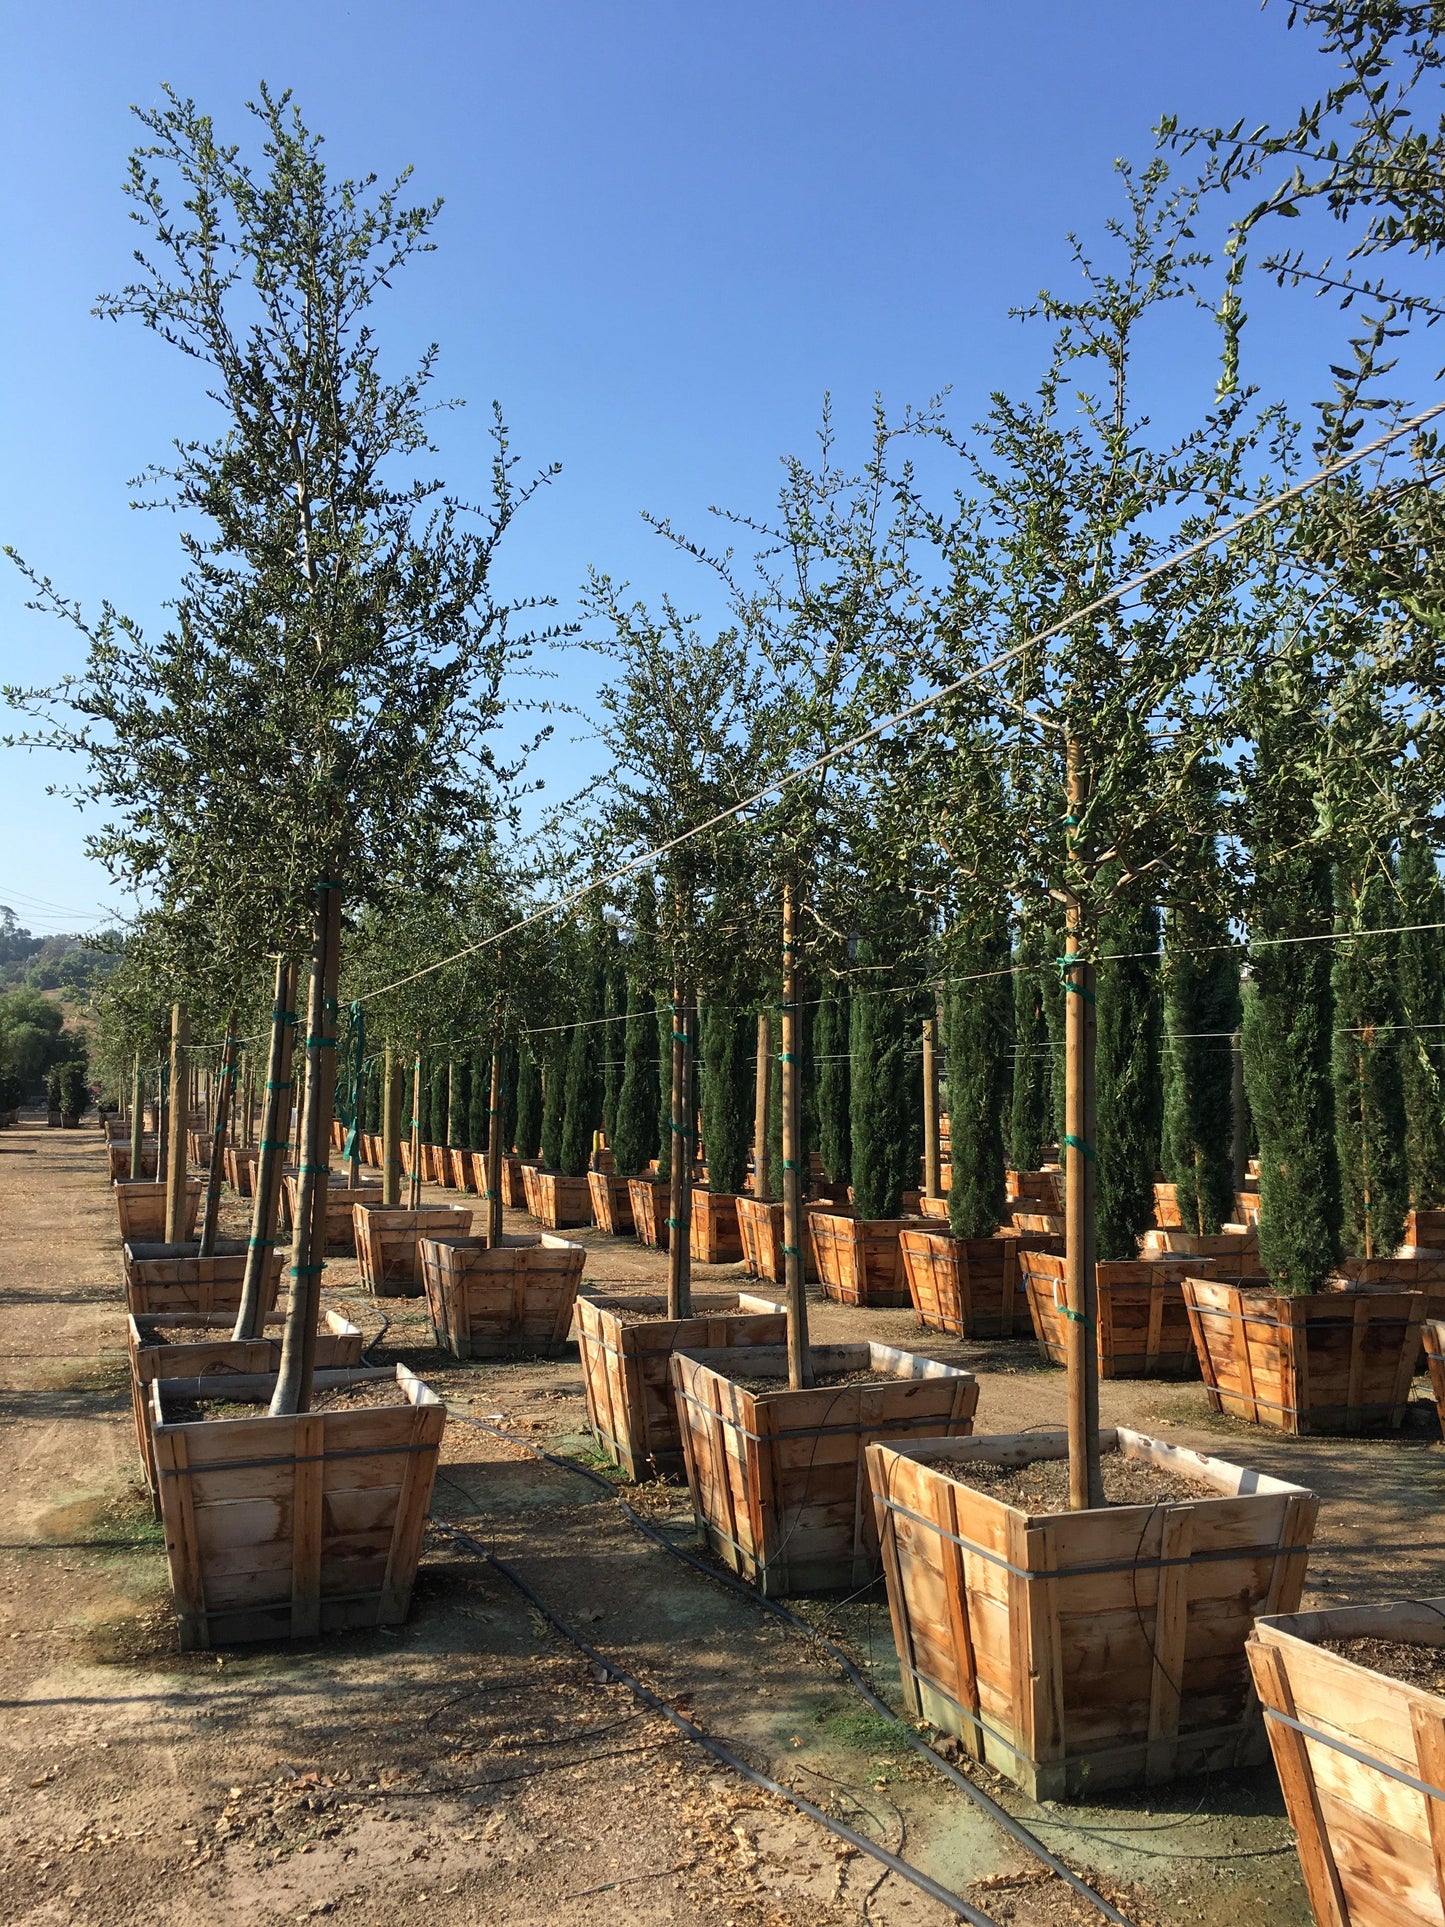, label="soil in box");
[123,1238,284,1320]
[576,1293,787,1480]
[869,1426,1317,1800]
[419,1232,586,1359]
[672,1341,977,1595]
[1248,1597,1445,1927]
[1183,1277,1425,1434]
[152,1363,444,1649]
